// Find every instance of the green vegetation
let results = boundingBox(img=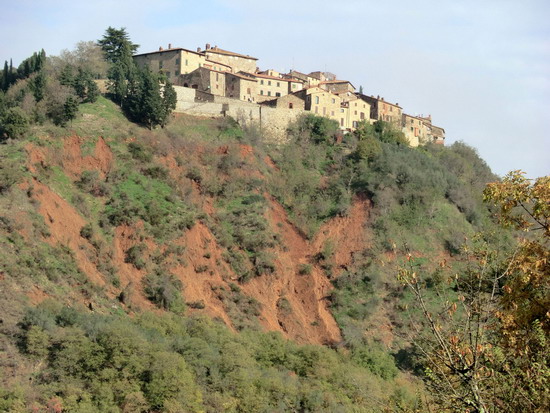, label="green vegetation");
[0,43,546,411]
